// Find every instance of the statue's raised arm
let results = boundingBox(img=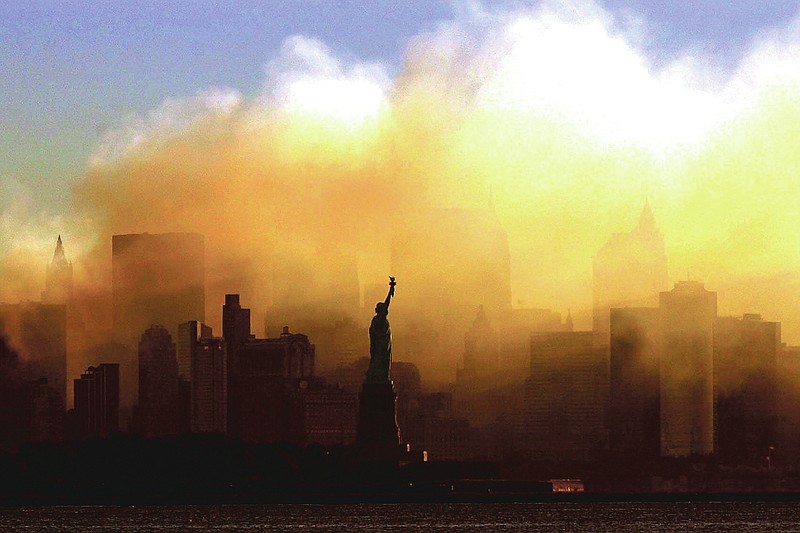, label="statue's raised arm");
[385,276,396,308]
